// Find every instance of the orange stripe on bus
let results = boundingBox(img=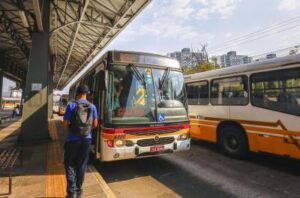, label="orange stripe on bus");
[203,117,288,130]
